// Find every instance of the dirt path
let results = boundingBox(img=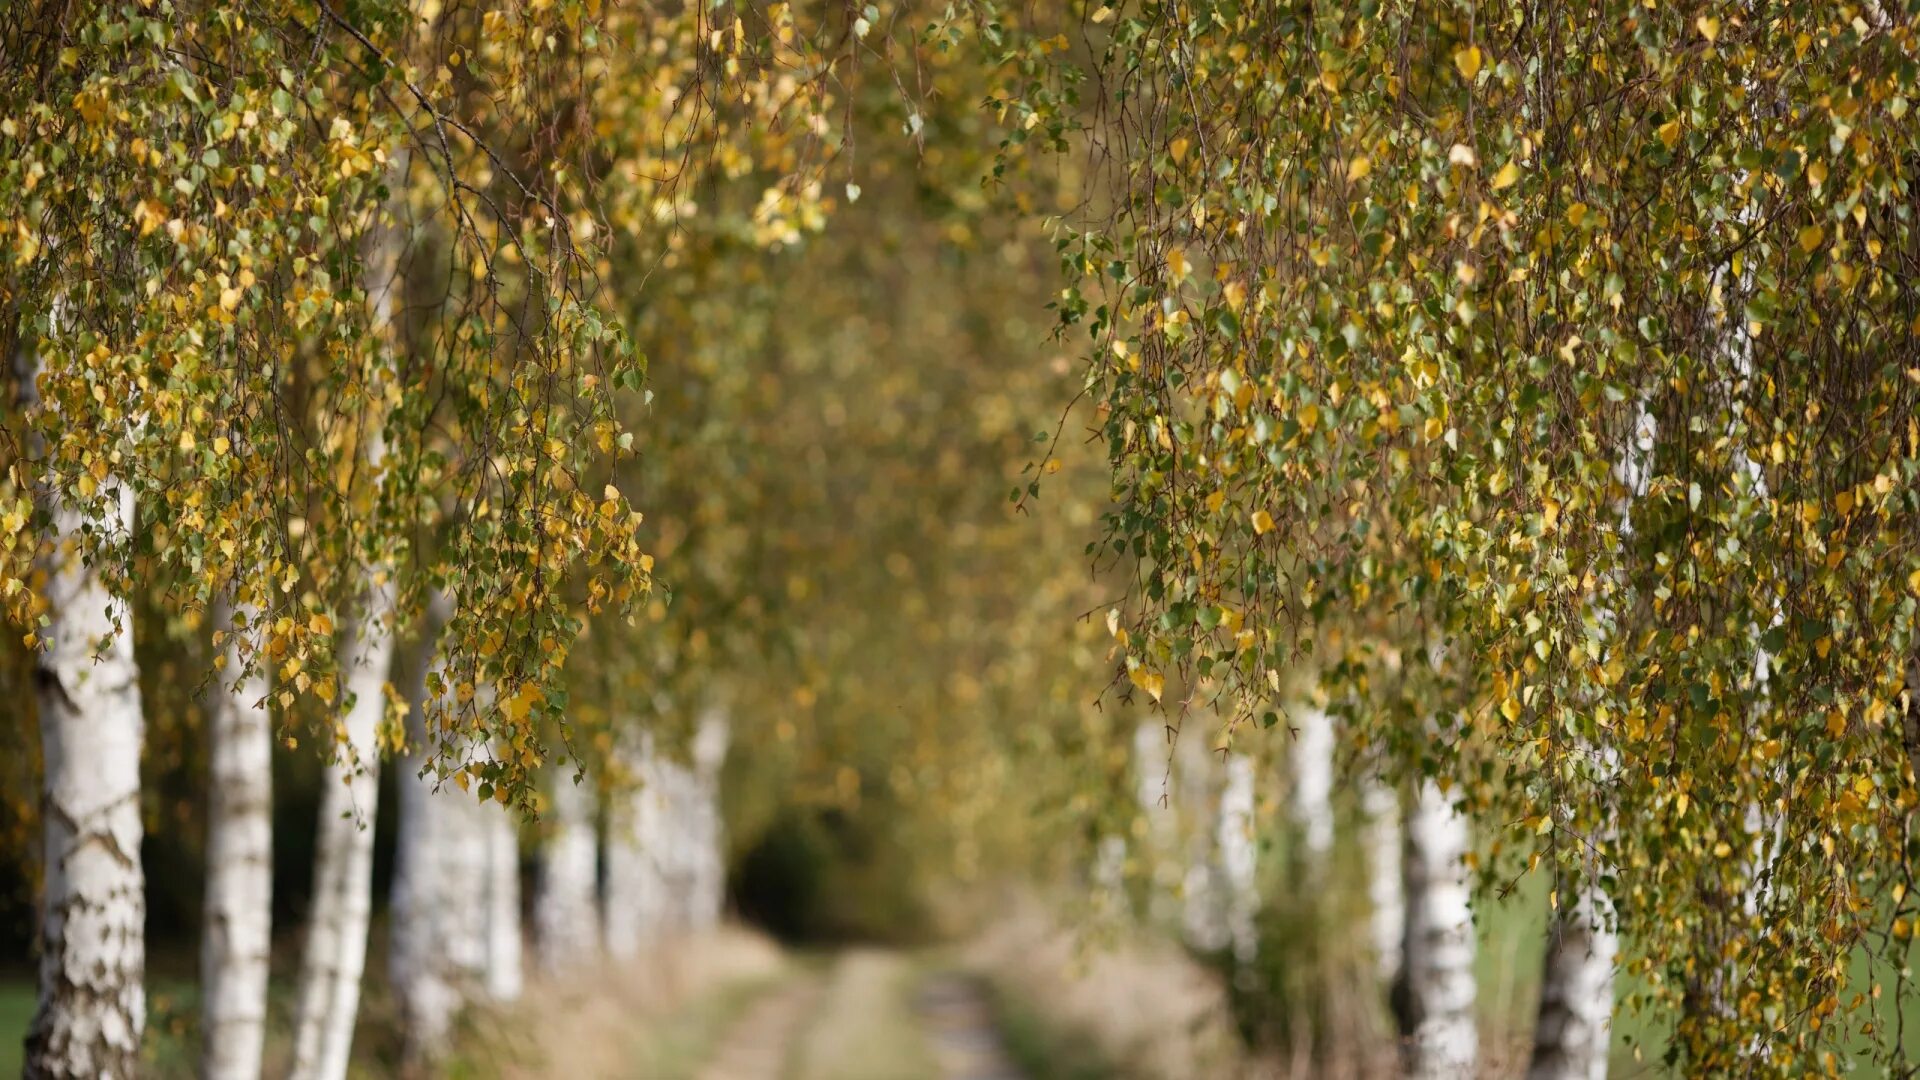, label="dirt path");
[694,975,824,1080]
[915,972,1024,1080]
[687,952,1025,1080]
